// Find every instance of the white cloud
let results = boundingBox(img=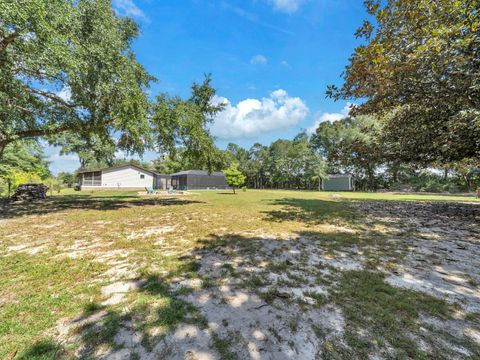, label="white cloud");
[280,60,291,68]
[56,87,71,102]
[306,103,354,135]
[268,0,305,13]
[114,150,143,161]
[223,3,294,35]
[115,150,127,159]
[210,89,309,140]
[112,0,146,19]
[250,54,268,65]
